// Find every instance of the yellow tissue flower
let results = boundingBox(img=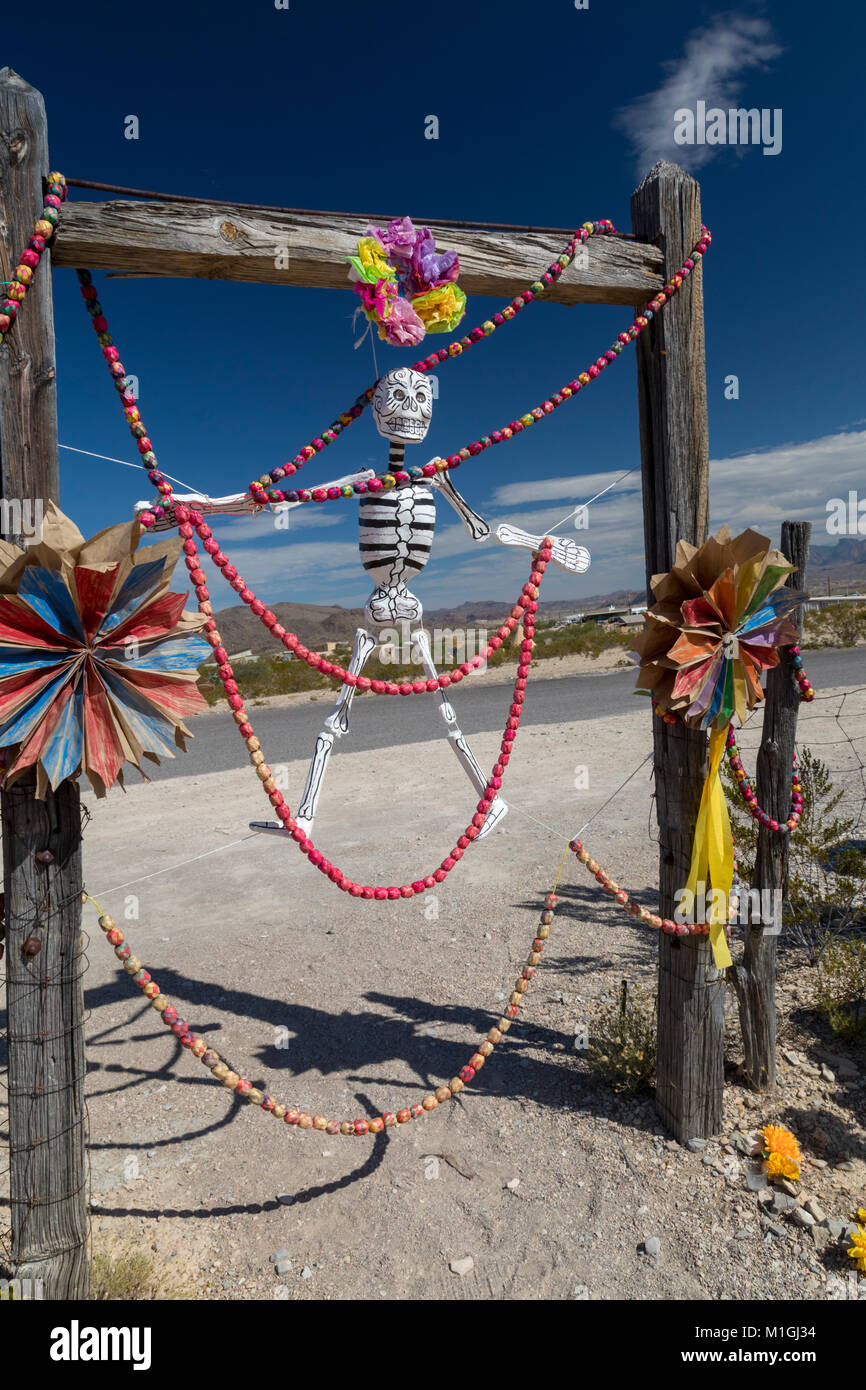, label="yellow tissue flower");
[848,1225,866,1274]
[348,237,397,285]
[411,283,466,333]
